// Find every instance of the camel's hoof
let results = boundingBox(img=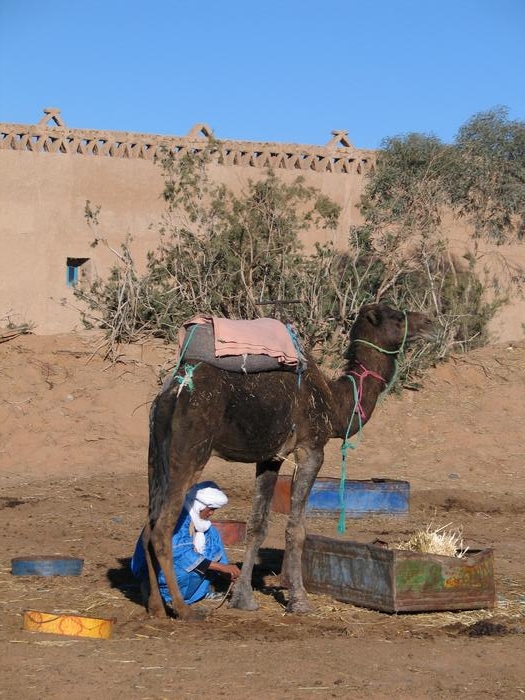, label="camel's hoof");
[228,599,259,611]
[146,602,166,618]
[228,588,259,611]
[177,606,206,621]
[286,598,313,615]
